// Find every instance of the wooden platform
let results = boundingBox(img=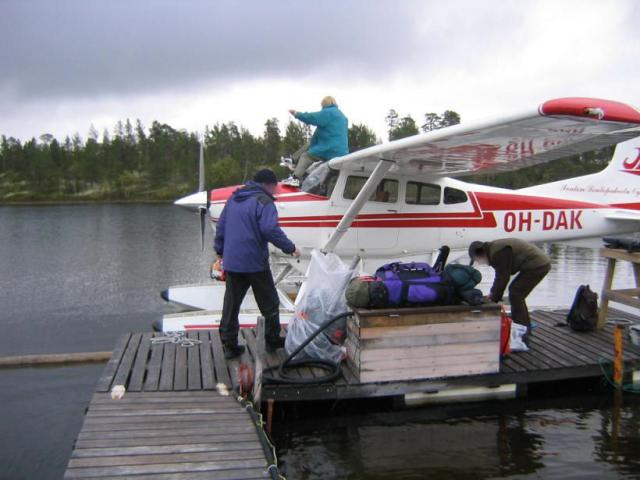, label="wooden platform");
[262,308,640,401]
[65,308,640,478]
[87,309,640,404]
[64,331,279,479]
[65,392,276,479]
